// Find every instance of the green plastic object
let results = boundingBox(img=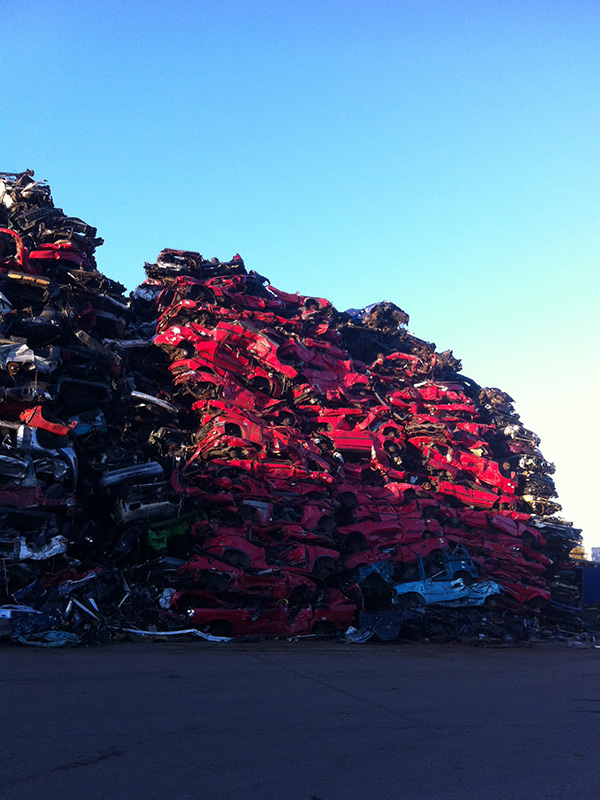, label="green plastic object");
[146,512,198,550]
